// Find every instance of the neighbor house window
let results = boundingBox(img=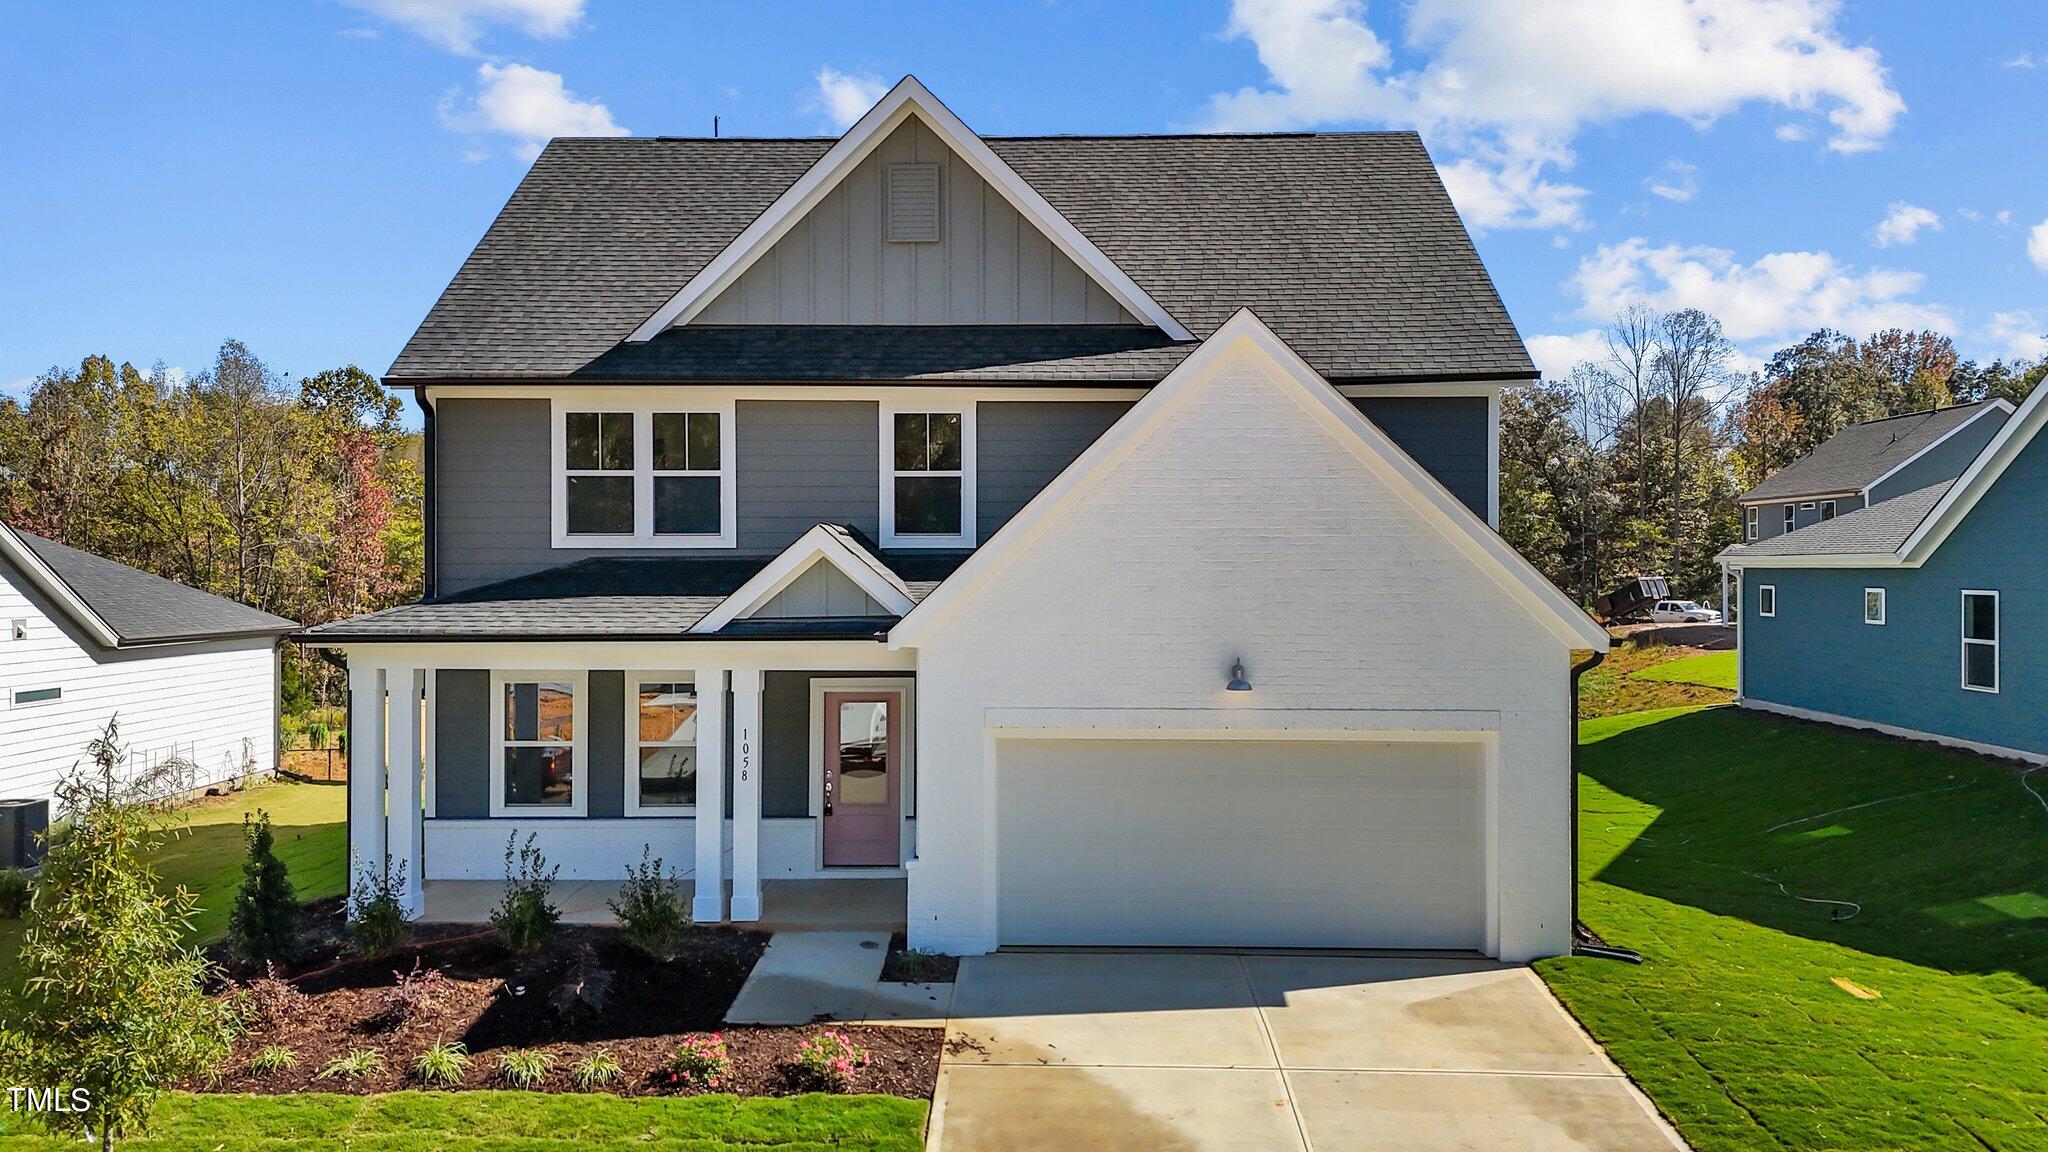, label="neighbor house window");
[1745,507,1758,541]
[881,404,974,547]
[10,686,60,706]
[1784,505,1796,533]
[1962,591,1999,693]
[1821,500,1838,521]
[627,678,698,814]
[553,402,735,547]
[491,672,585,815]
[1864,588,1886,625]
[1758,585,1776,618]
